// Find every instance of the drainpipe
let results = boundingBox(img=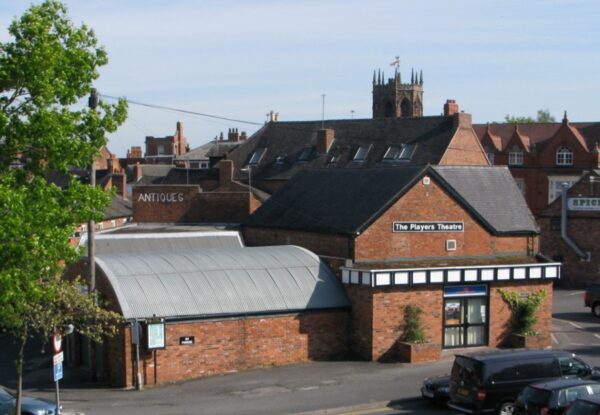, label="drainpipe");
[561,184,590,260]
